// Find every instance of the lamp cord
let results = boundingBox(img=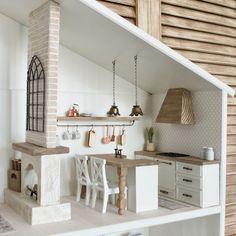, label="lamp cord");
[134,55,138,105]
[112,60,116,106]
